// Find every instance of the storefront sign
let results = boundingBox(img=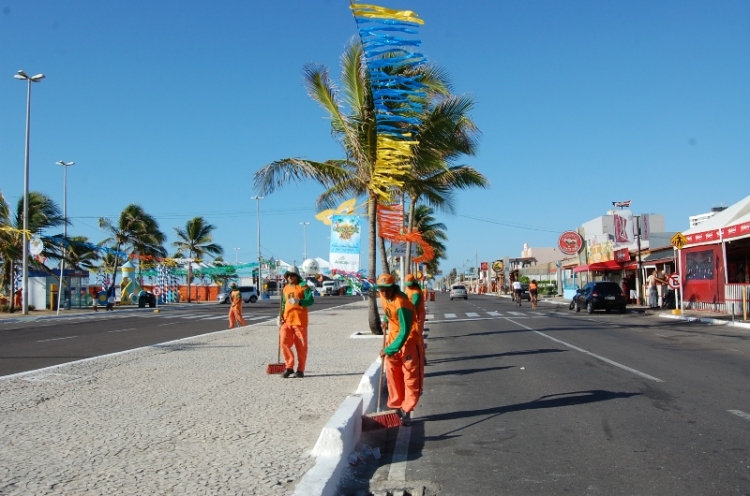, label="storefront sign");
[480,262,488,271]
[491,260,504,276]
[614,248,630,262]
[558,231,583,255]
